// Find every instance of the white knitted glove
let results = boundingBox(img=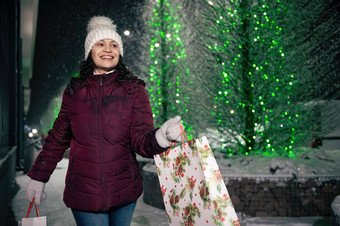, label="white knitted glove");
[156,116,183,148]
[26,179,47,205]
